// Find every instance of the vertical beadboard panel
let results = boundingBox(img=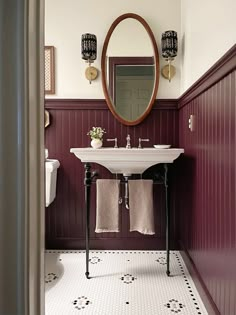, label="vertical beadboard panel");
[45,100,179,250]
[178,58,236,315]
